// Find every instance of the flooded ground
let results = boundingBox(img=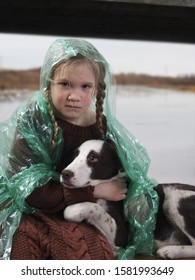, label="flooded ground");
[116,86,195,184]
[1,86,195,185]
